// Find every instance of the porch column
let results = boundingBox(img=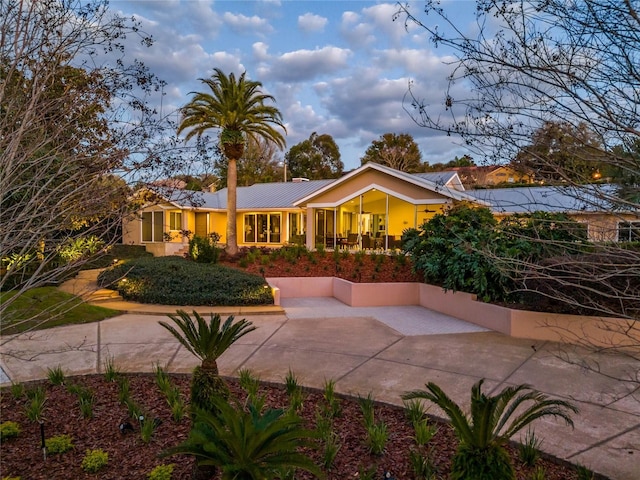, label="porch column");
[305,207,315,250]
[385,194,389,250]
[182,210,188,245]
